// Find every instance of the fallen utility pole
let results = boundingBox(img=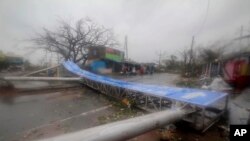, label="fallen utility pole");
[38,108,187,141]
[23,65,60,76]
[3,77,81,81]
